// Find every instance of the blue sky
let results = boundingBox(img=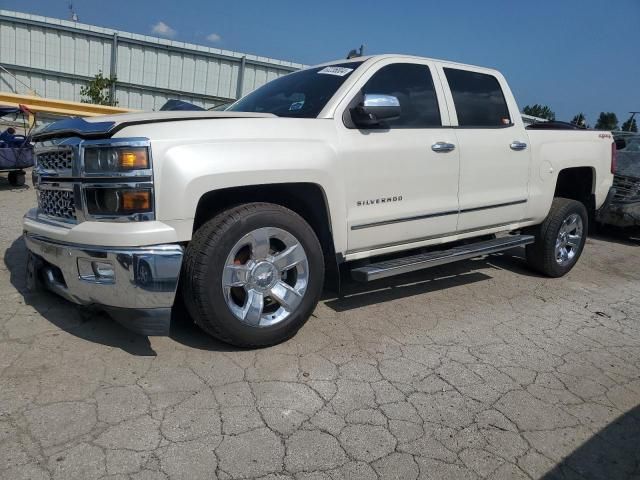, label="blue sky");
[6,0,640,125]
